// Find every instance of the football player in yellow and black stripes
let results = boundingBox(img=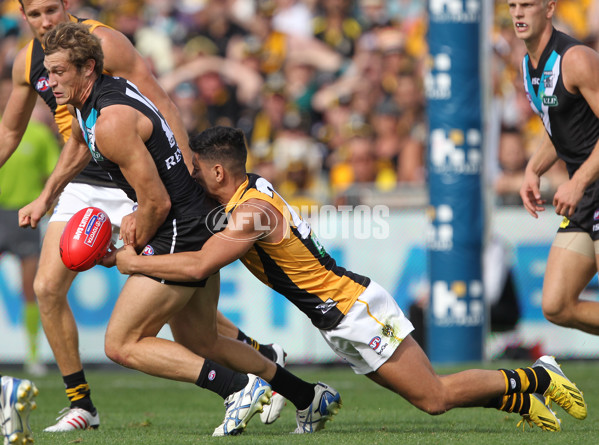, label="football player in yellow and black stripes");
[115,126,588,432]
[2,0,283,432]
